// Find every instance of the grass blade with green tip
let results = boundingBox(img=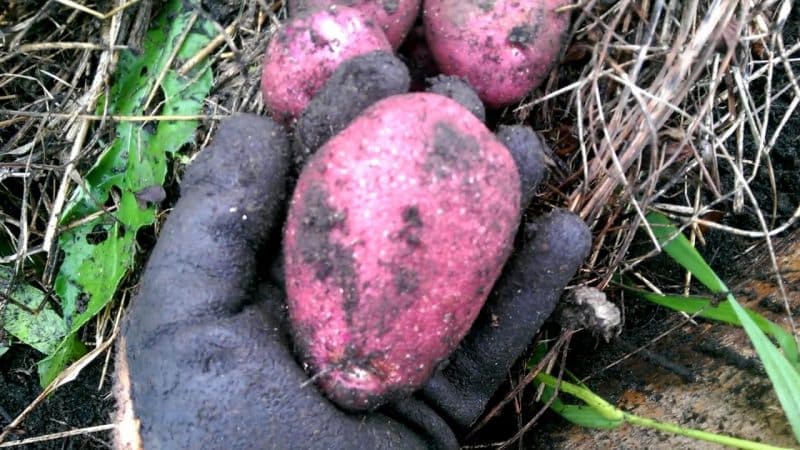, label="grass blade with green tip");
[645,211,800,443]
[624,286,799,372]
